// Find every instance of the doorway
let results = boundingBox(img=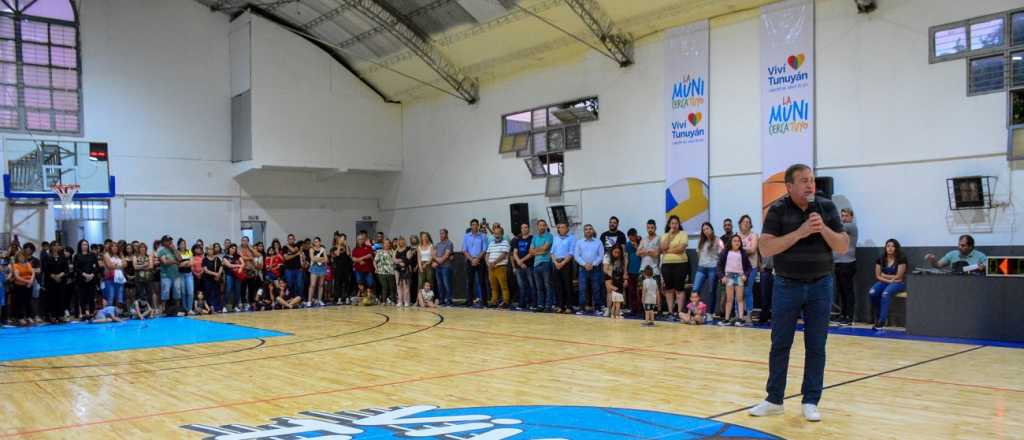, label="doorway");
[241,220,266,244]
